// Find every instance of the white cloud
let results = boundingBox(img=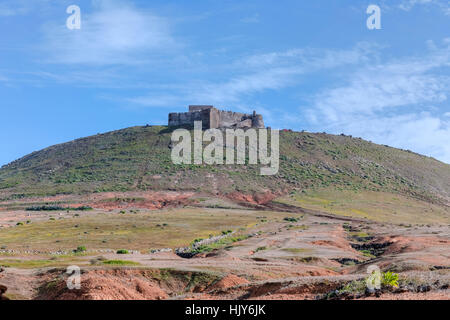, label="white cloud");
[191,67,299,104]
[0,0,53,16]
[239,43,378,70]
[398,0,450,14]
[124,43,378,109]
[189,43,379,105]
[336,113,450,163]
[306,41,450,163]
[312,73,447,122]
[42,0,176,65]
[0,2,28,16]
[126,95,183,108]
[399,0,433,11]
